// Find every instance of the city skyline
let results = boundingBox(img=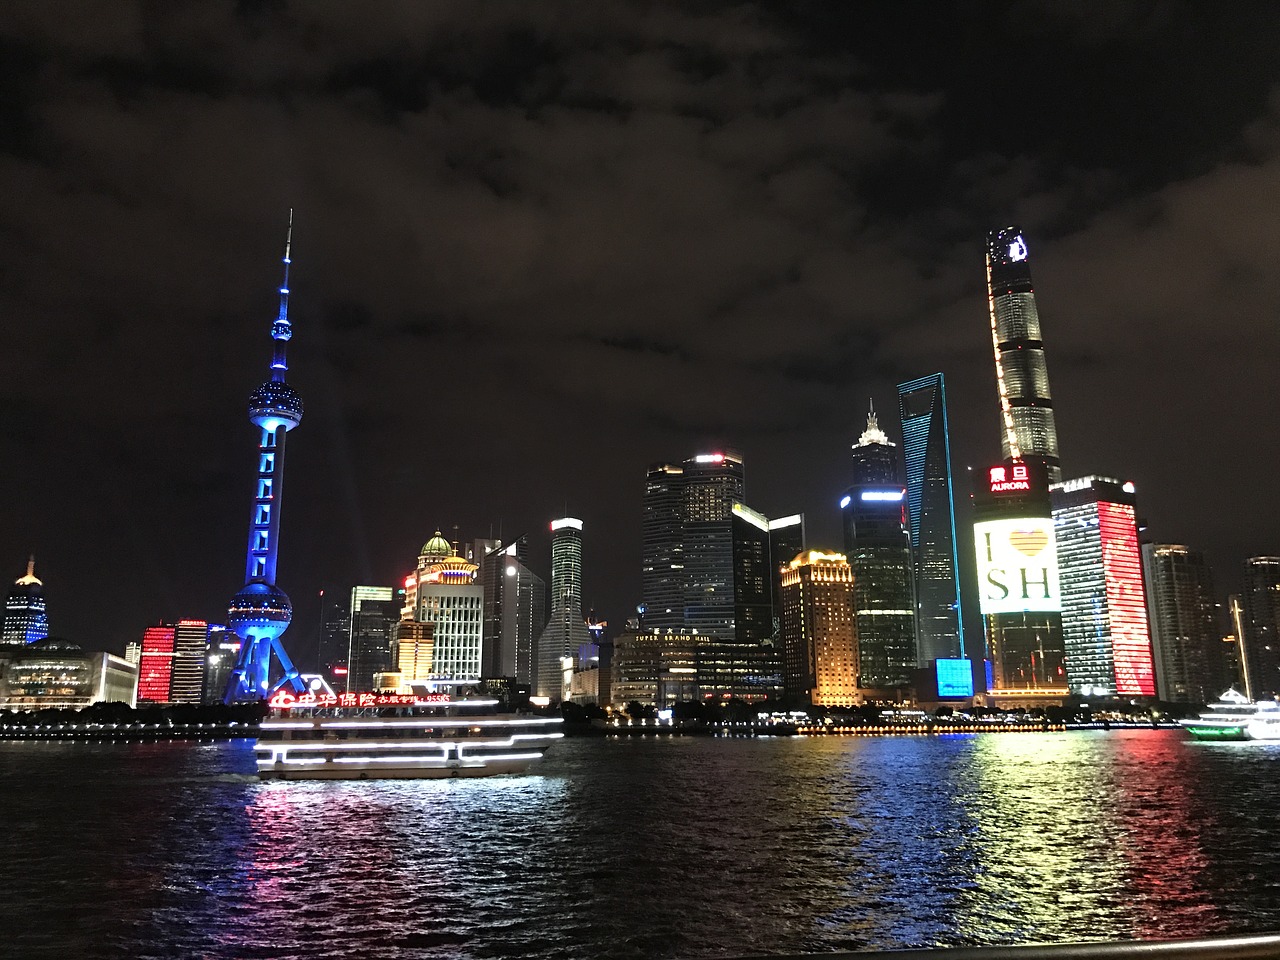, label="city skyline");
[3,6,1280,653]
